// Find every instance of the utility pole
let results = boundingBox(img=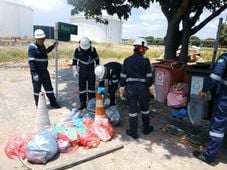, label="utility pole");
[210,18,223,70]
